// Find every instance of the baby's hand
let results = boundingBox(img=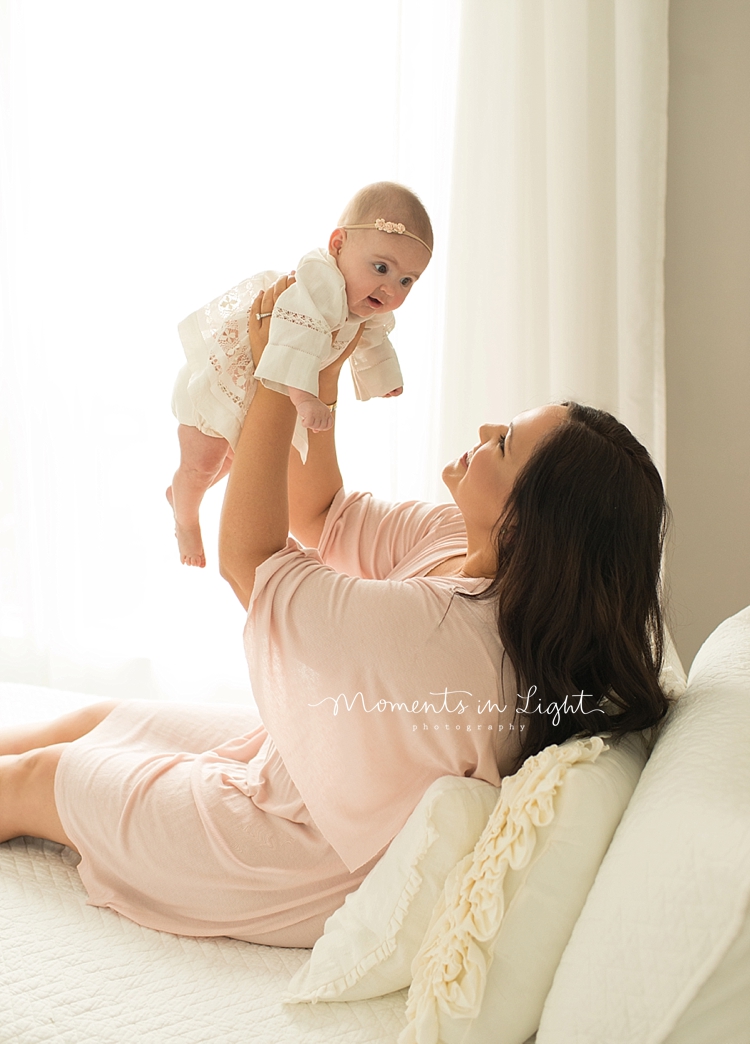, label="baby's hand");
[383,387,404,398]
[288,388,334,432]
